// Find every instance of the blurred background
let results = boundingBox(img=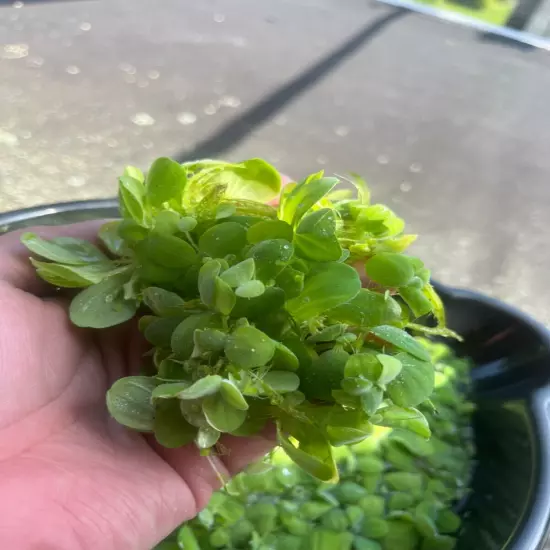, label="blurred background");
[1,0,550,324]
